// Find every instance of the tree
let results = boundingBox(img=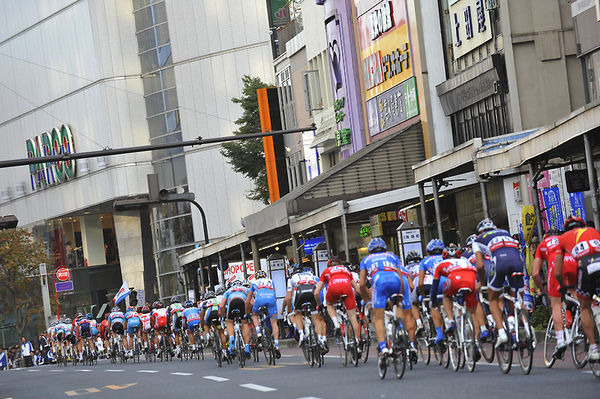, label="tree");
[0,229,48,338]
[221,75,271,204]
